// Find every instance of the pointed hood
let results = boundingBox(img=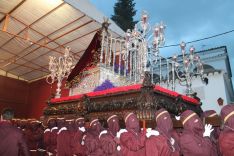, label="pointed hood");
[107,114,120,136]
[155,108,173,138]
